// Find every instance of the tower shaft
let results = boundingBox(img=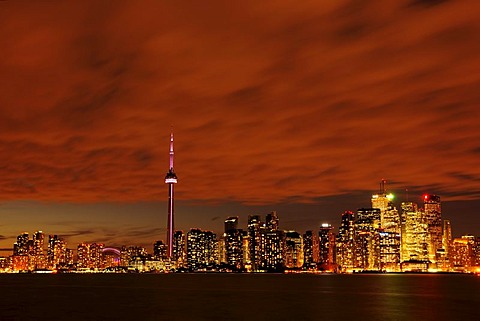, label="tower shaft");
[165,131,178,259]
